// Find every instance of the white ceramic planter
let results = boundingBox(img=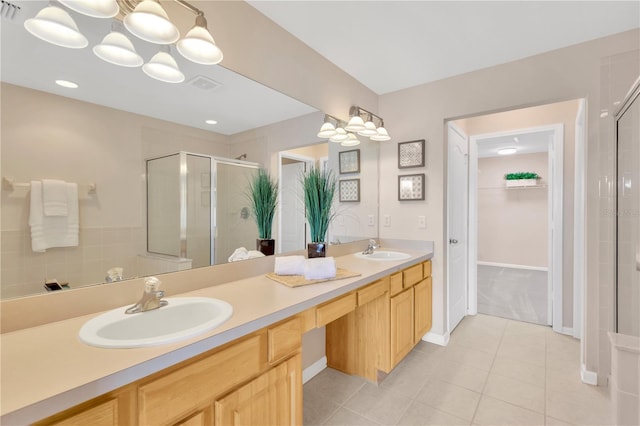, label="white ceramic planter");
[505,179,538,187]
